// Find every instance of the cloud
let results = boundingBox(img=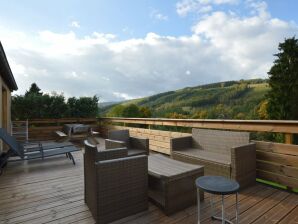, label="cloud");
[70,21,80,28]
[150,9,168,21]
[185,70,191,75]
[1,3,297,102]
[176,0,238,16]
[113,92,137,100]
